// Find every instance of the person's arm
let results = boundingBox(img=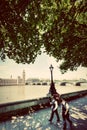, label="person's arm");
[65,103,69,115]
[53,100,58,111]
[50,100,54,109]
